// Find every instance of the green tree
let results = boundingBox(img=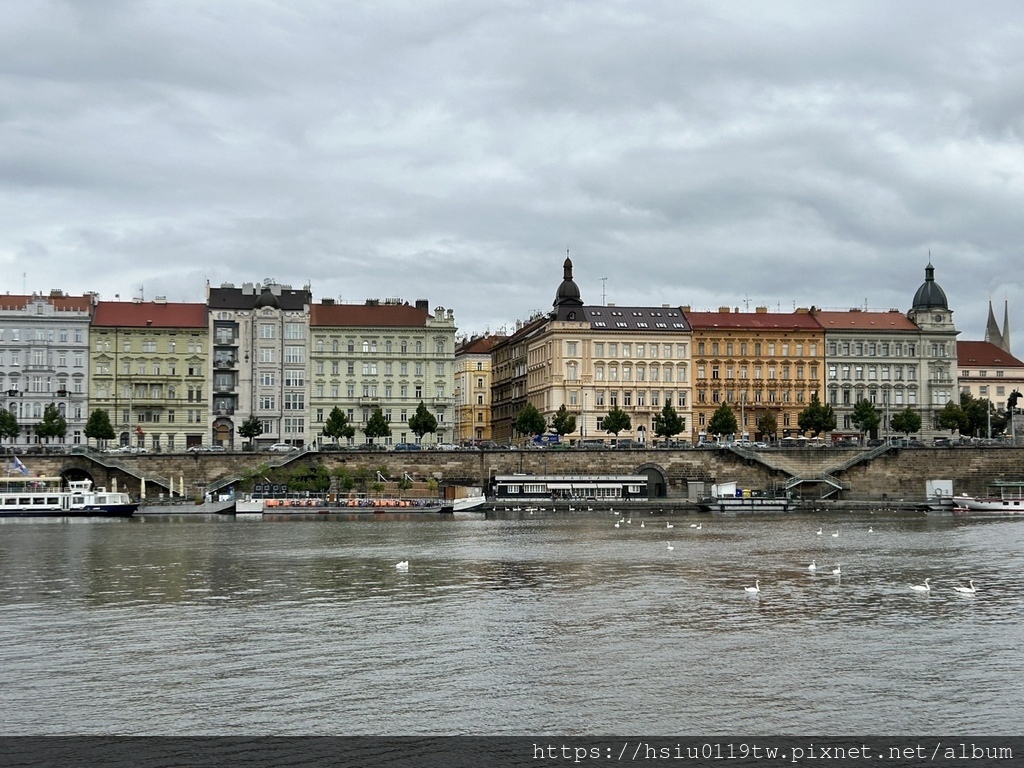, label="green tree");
[935,401,969,435]
[652,403,684,441]
[364,408,391,443]
[756,411,777,441]
[408,401,438,443]
[797,393,836,437]
[851,399,881,439]
[890,407,922,437]
[707,403,738,439]
[322,406,355,444]
[36,403,67,443]
[0,409,20,447]
[960,392,1003,437]
[238,416,263,448]
[514,403,547,439]
[602,405,632,436]
[84,409,115,445]
[550,404,577,437]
